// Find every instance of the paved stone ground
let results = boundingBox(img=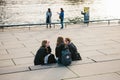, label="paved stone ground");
[0,23,120,80]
